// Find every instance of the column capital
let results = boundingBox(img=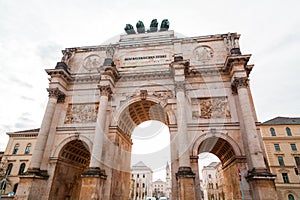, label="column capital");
[174,81,185,94]
[231,77,248,94]
[47,88,65,102]
[98,85,112,97]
